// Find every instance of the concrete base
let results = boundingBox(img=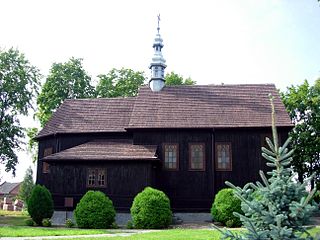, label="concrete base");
[51,211,211,226]
[51,211,74,226]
